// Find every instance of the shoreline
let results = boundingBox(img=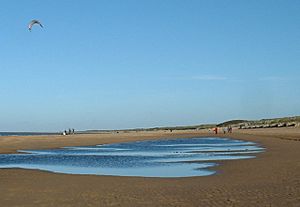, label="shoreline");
[1,127,299,155]
[1,128,300,206]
